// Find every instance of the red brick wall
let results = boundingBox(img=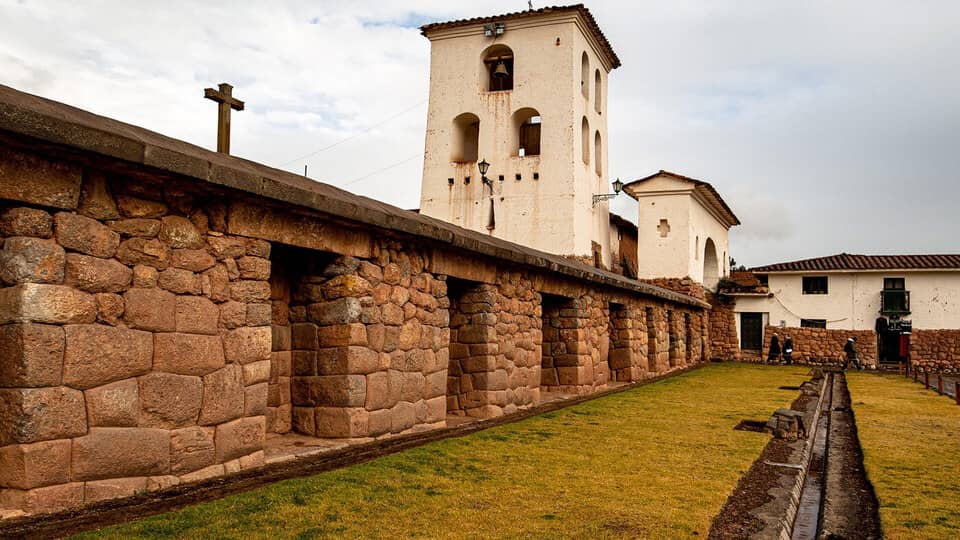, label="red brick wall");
[911,329,960,372]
